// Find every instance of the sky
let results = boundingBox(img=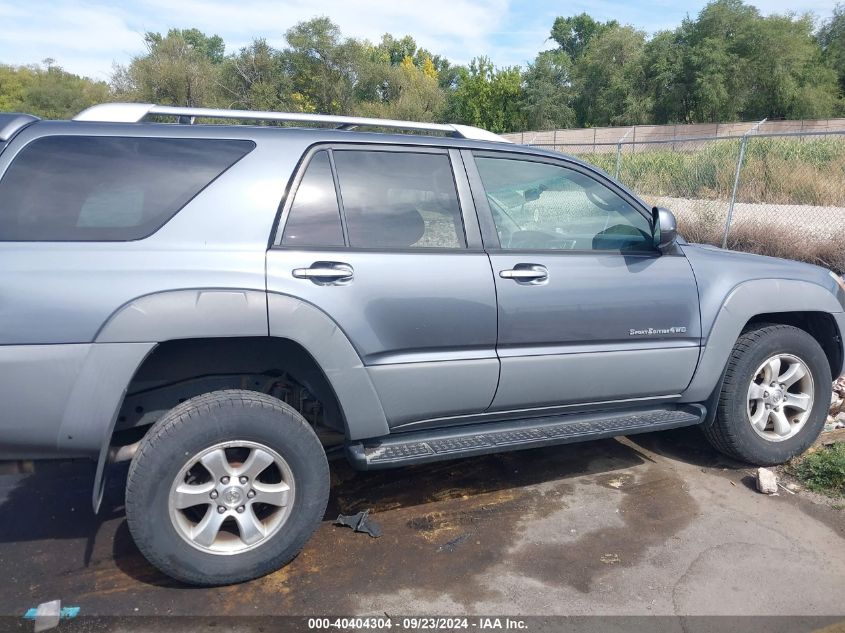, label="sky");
[0,0,840,81]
